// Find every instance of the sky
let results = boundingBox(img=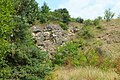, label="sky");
[35,0,120,19]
